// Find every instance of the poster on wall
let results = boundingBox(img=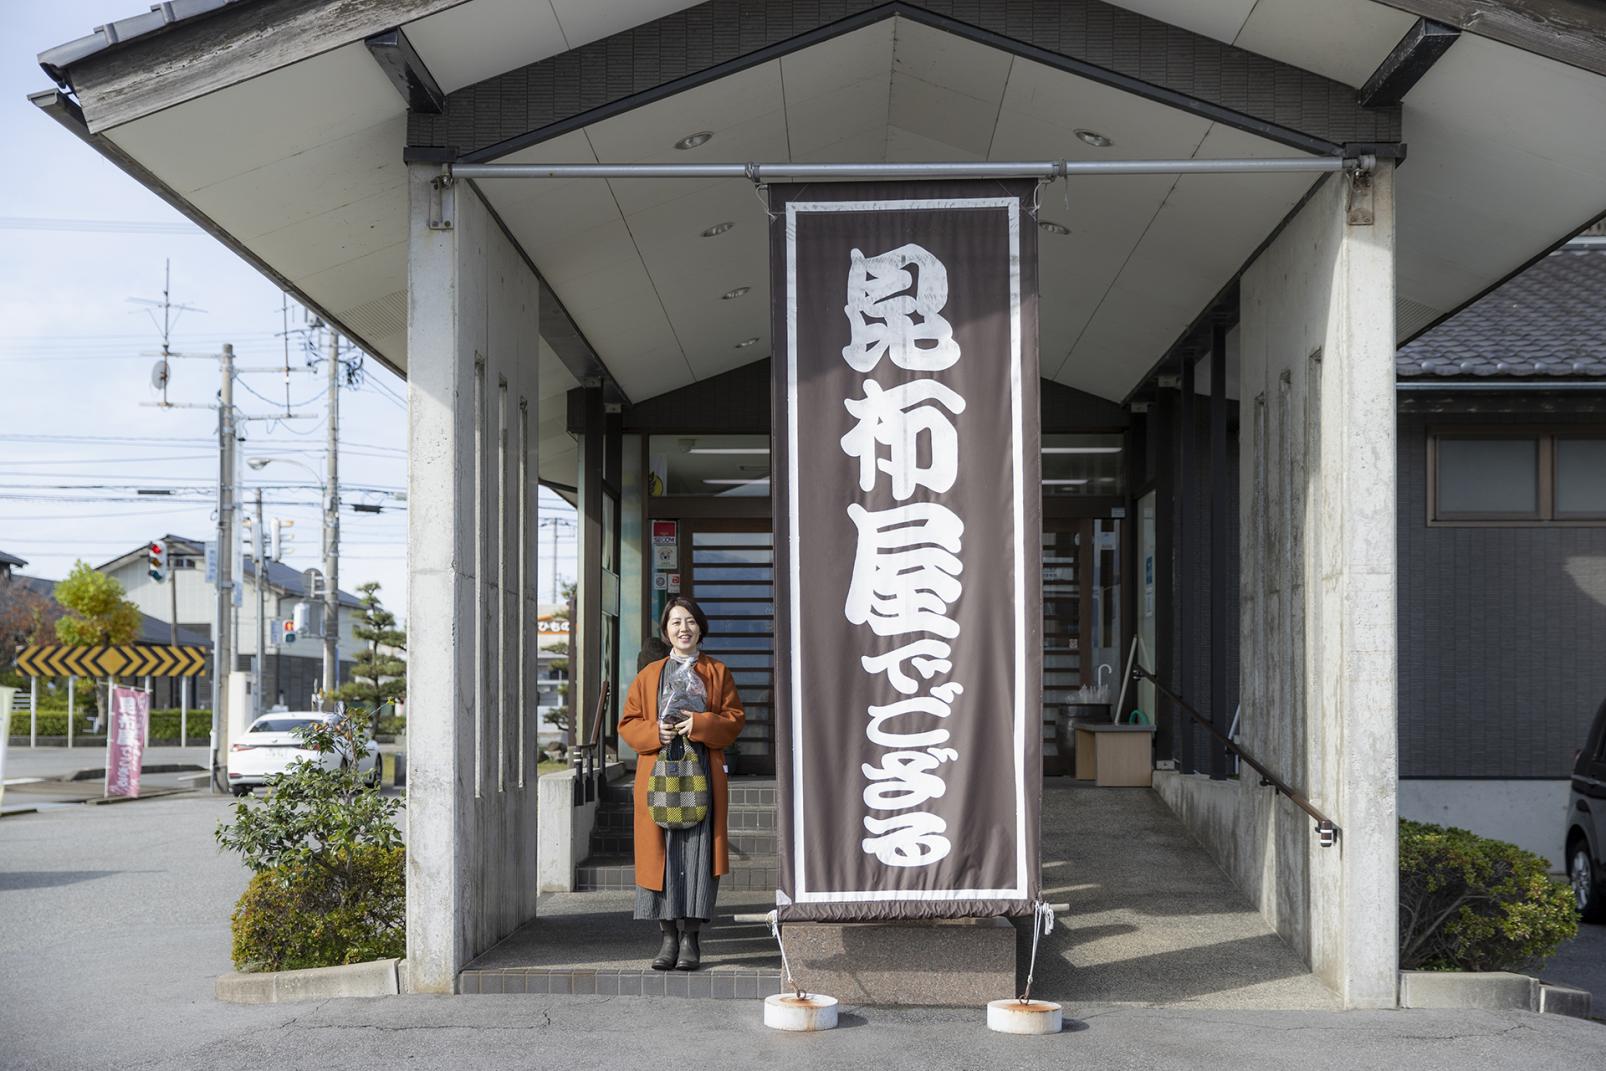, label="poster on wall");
[770,181,1043,921]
